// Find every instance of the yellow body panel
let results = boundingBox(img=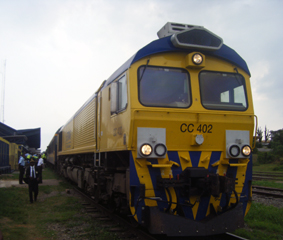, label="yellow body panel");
[127,52,254,151]
[9,143,19,170]
[99,73,132,152]
[61,119,74,153]
[74,97,96,149]
[60,97,97,155]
